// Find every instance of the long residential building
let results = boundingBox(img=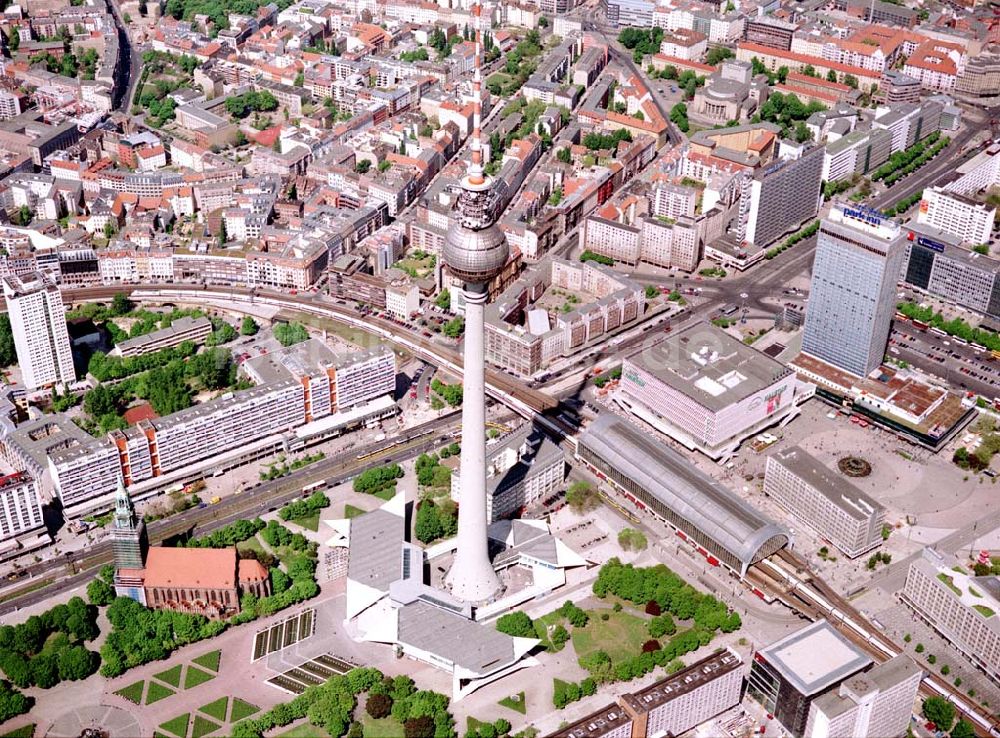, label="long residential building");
[901,547,1000,684]
[899,221,1000,320]
[1,339,396,516]
[547,649,744,738]
[764,446,885,558]
[735,43,882,92]
[110,316,214,358]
